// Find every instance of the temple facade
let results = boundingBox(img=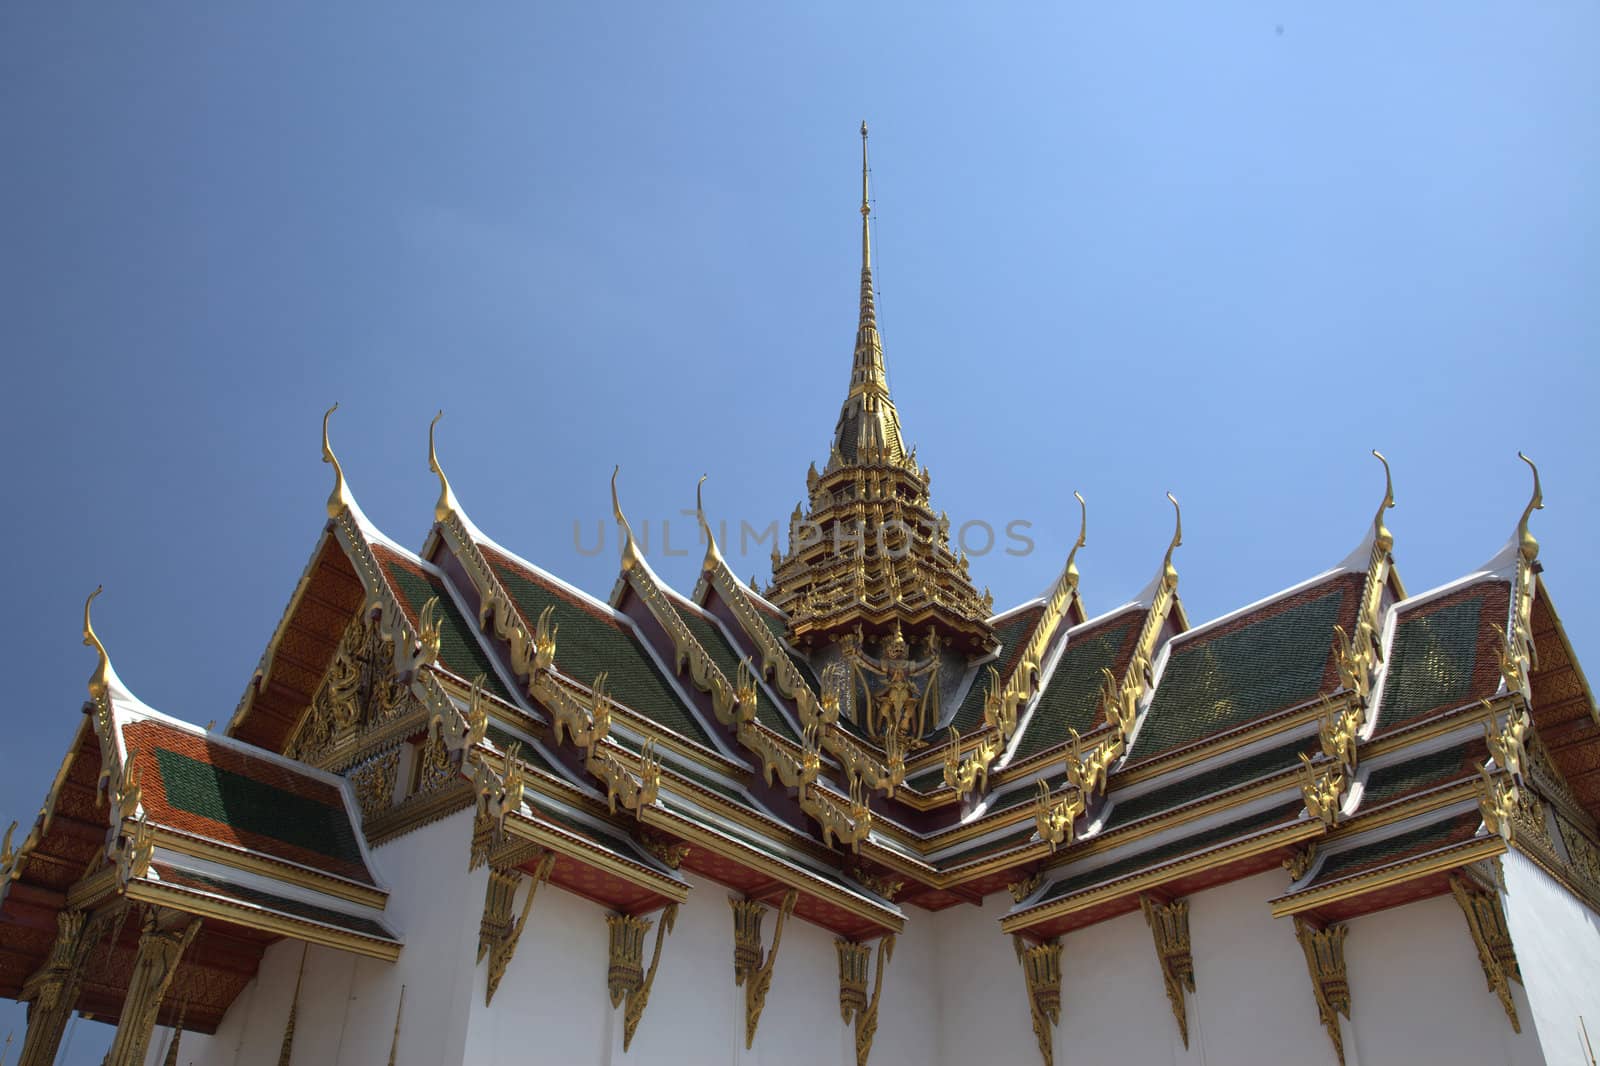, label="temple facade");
[3,129,1599,1066]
